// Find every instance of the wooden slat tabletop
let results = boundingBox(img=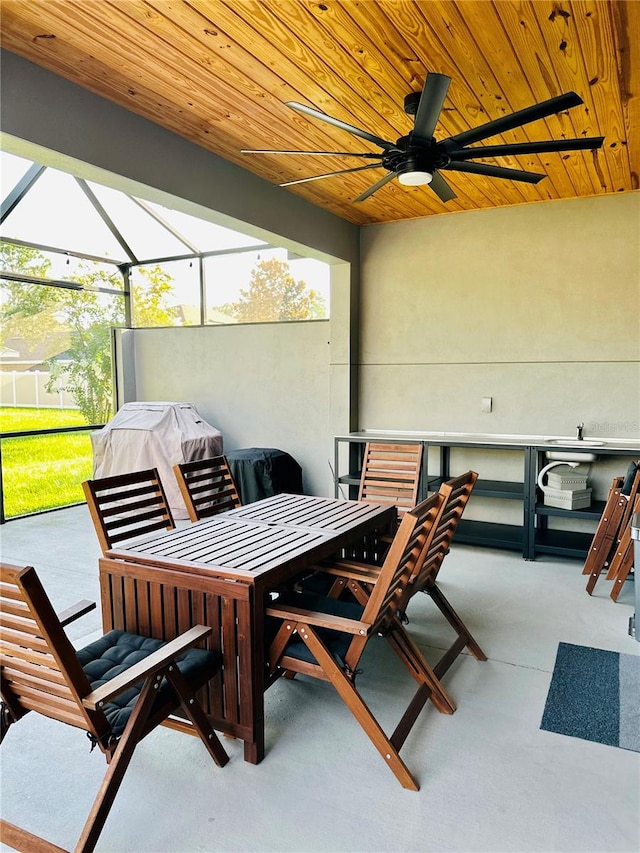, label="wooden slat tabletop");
[221,493,393,533]
[105,516,333,581]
